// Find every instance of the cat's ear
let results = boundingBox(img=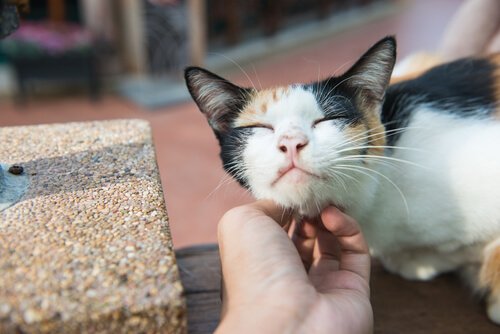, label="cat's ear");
[342,36,396,101]
[185,67,254,134]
